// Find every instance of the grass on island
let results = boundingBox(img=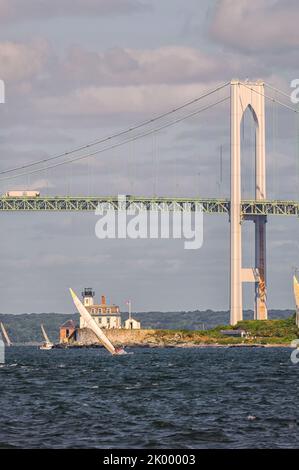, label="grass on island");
[151,314,299,346]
